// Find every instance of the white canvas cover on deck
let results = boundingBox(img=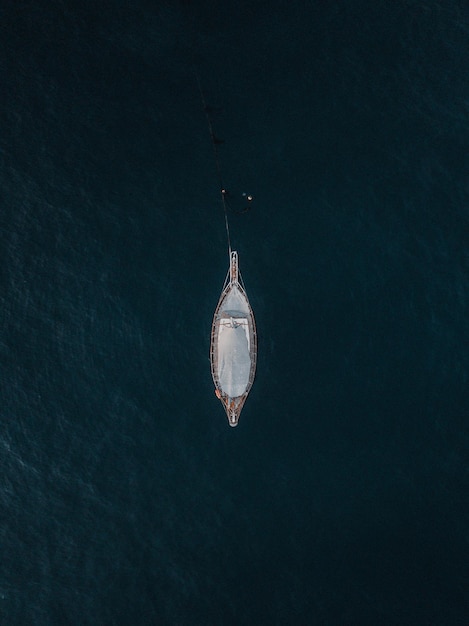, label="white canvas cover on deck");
[217,318,251,397]
[222,288,249,315]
